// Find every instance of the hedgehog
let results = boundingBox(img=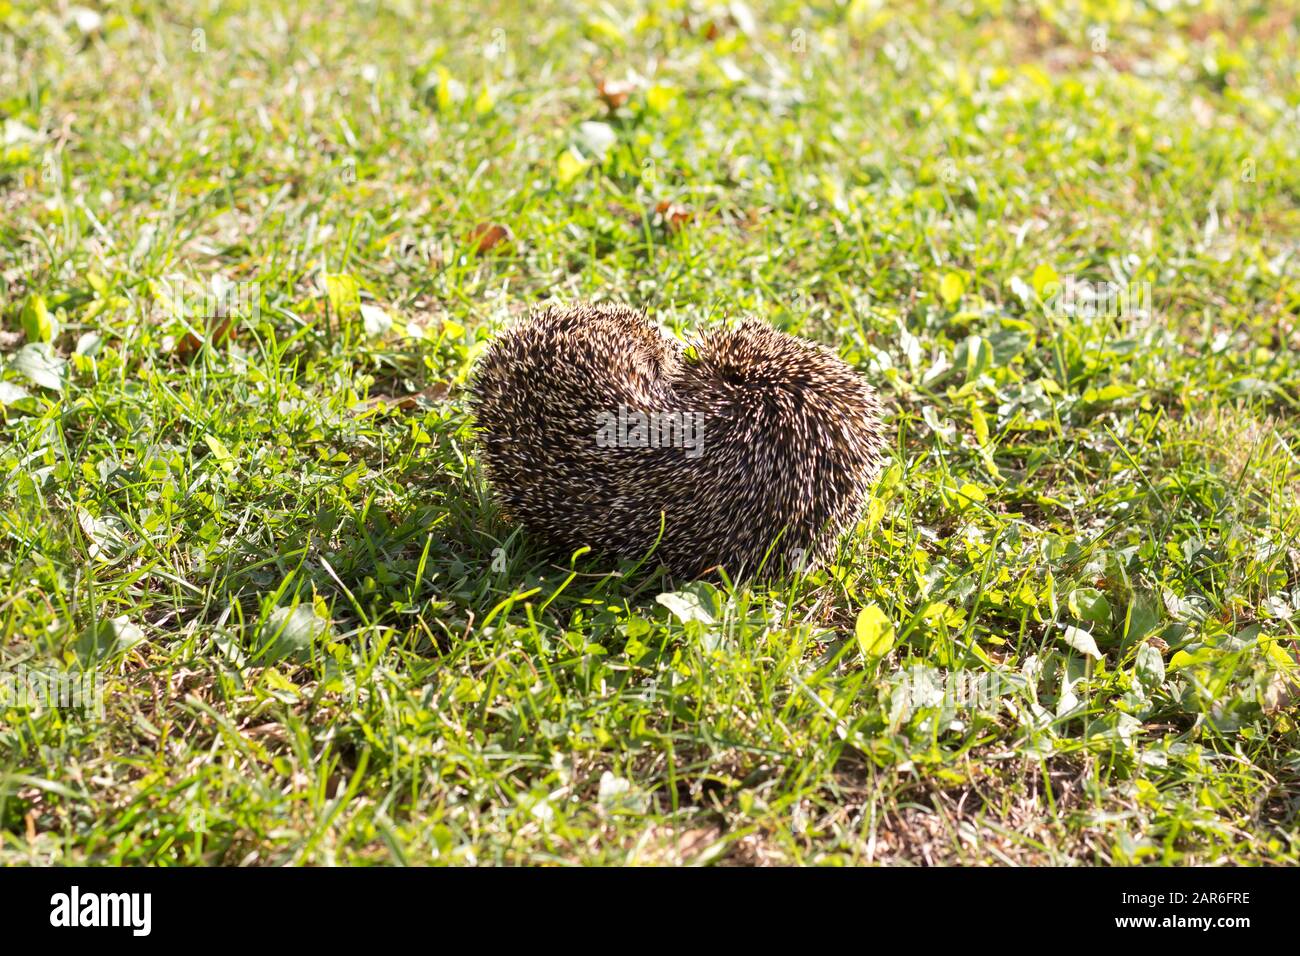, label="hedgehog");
[469,302,887,579]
